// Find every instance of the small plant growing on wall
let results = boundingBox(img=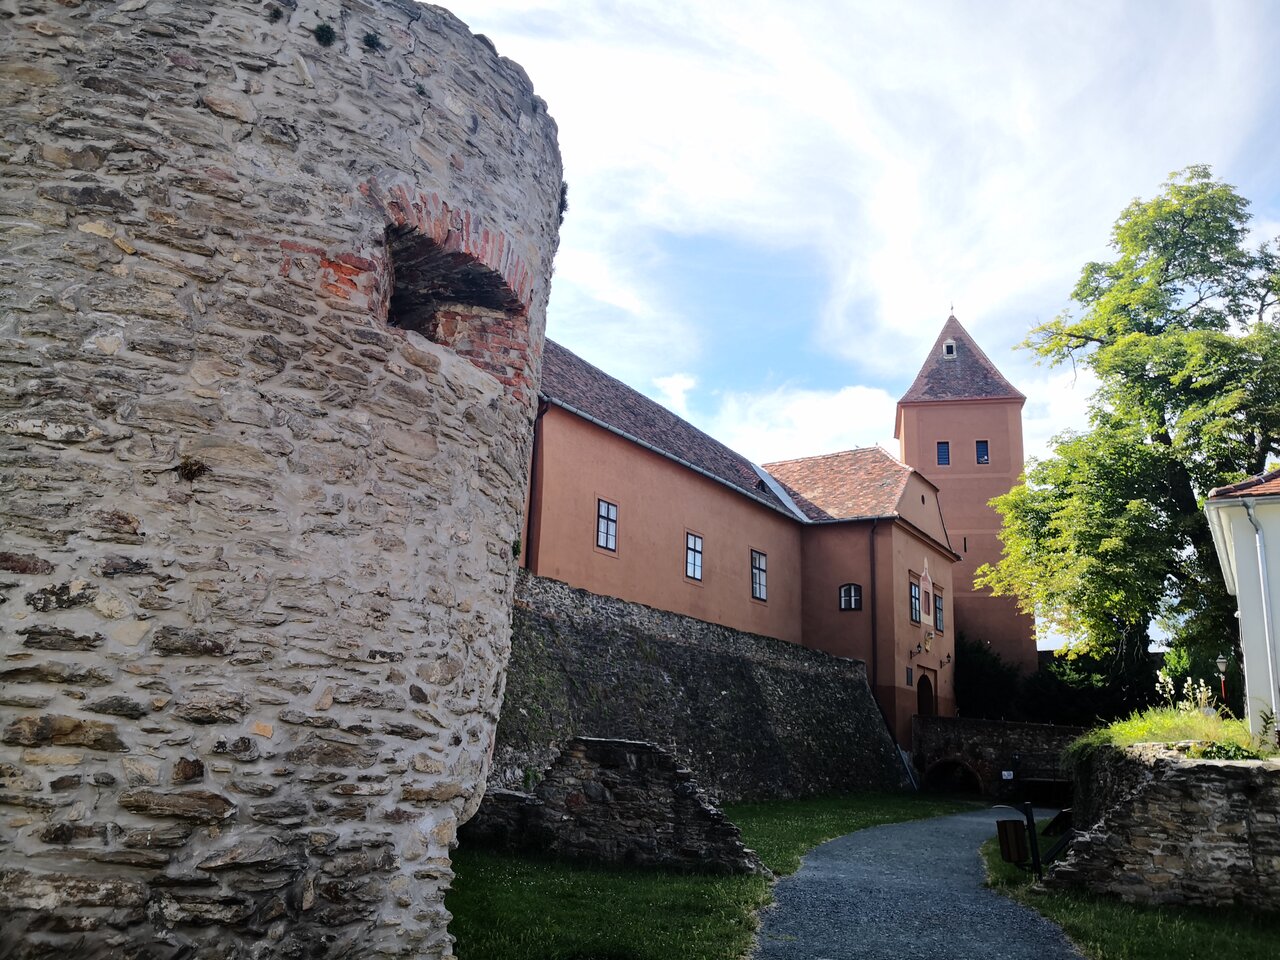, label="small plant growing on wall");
[267,6,282,23]
[362,31,383,52]
[313,23,336,47]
